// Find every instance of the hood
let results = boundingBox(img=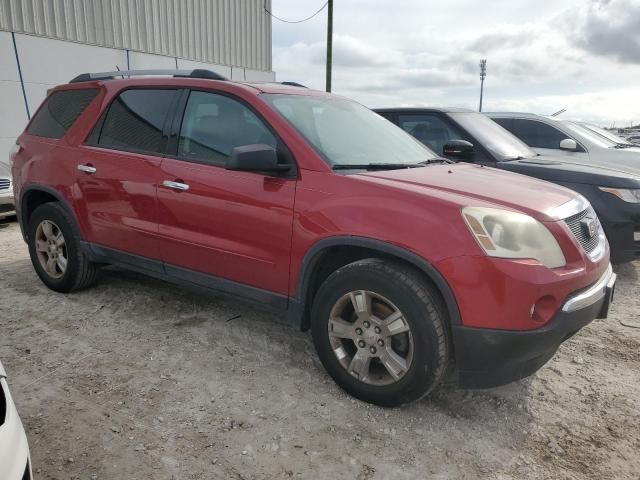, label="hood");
[500,155,640,188]
[355,163,578,221]
[566,149,640,176]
